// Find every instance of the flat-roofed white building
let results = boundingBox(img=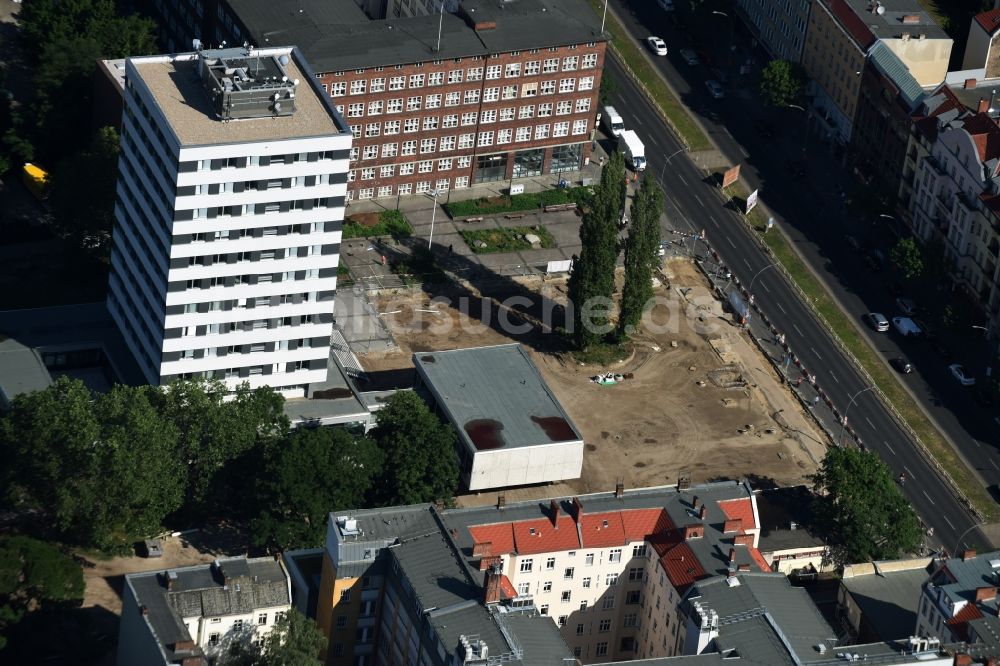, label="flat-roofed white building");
[109,45,352,396]
[412,344,583,491]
